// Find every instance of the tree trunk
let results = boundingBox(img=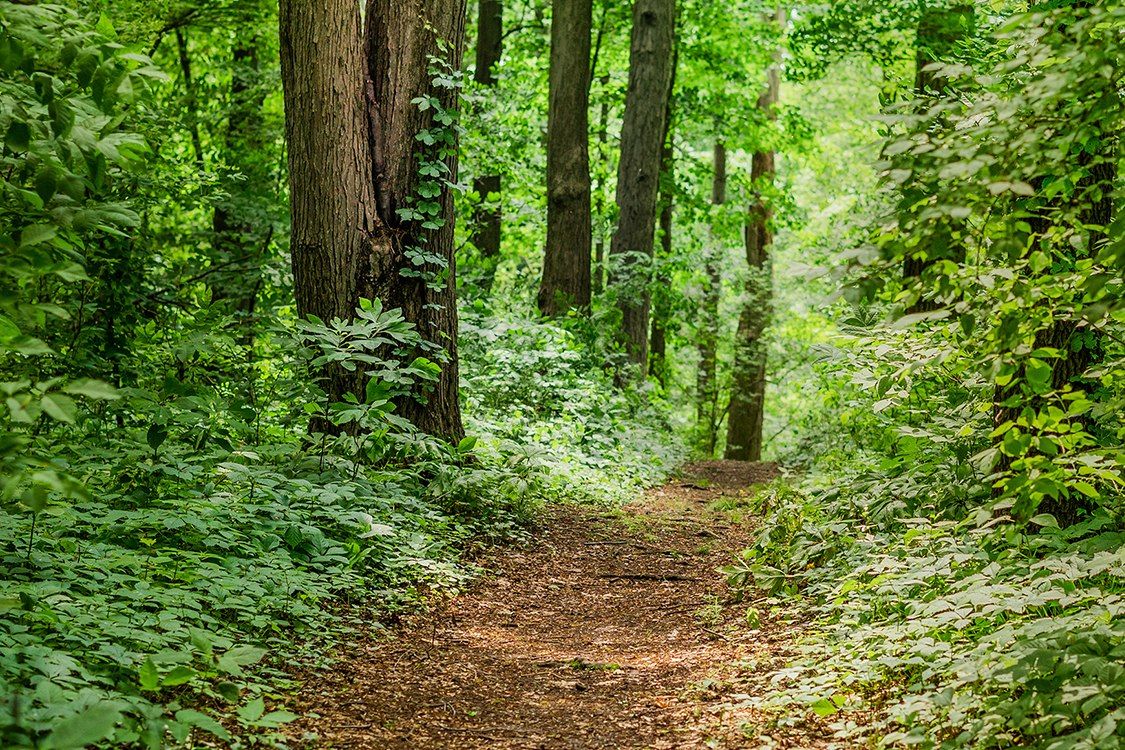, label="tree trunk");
[364,0,467,440]
[609,0,676,368]
[211,39,269,322]
[649,63,676,385]
[696,138,724,455]
[725,8,782,462]
[472,0,503,293]
[279,0,379,410]
[592,73,610,296]
[279,0,466,440]
[539,0,593,316]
